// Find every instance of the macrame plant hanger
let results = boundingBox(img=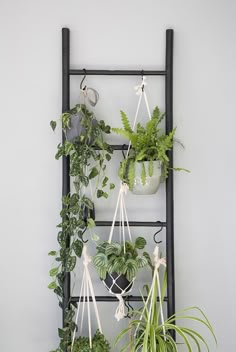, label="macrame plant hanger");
[71,245,102,351]
[134,245,167,340]
[104,76,152,321]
